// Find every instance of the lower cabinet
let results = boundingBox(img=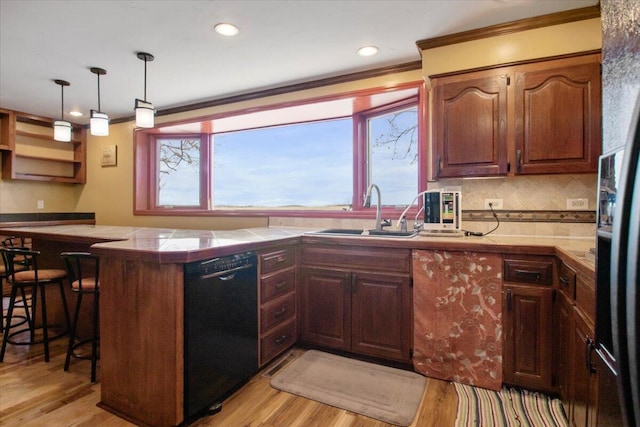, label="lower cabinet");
[299,244,412,362]
[502,255,556,392]
[502,284,555,391]
[258,246,298,366]
[556,258,599,427]
[570,307,598,427]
